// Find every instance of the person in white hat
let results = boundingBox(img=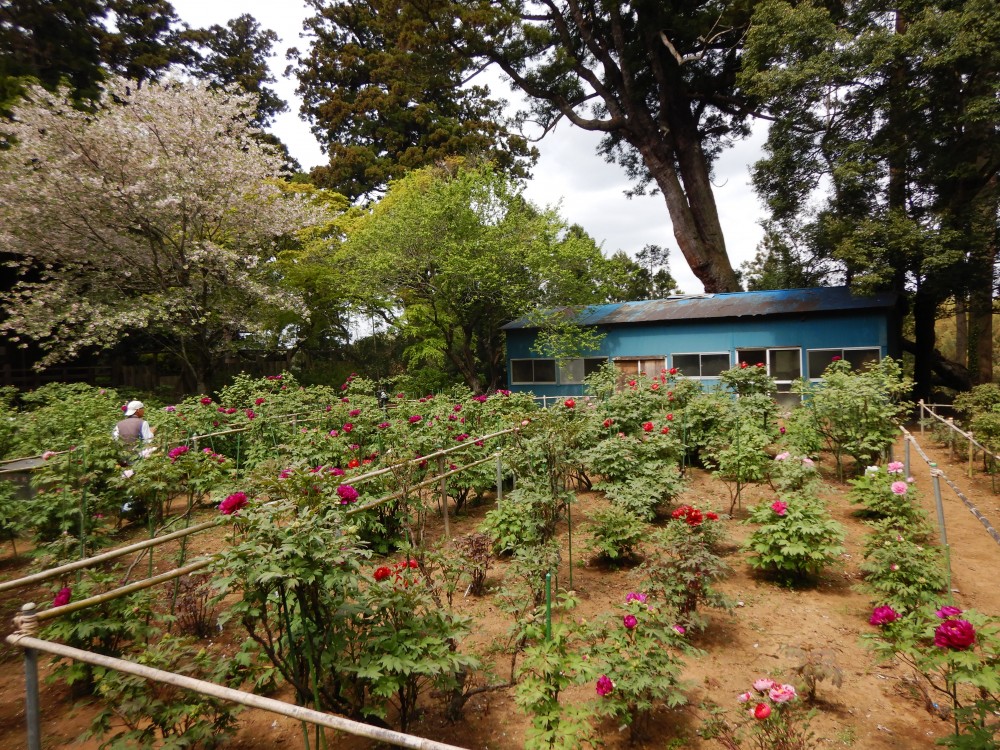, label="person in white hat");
[113,400,155,445]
